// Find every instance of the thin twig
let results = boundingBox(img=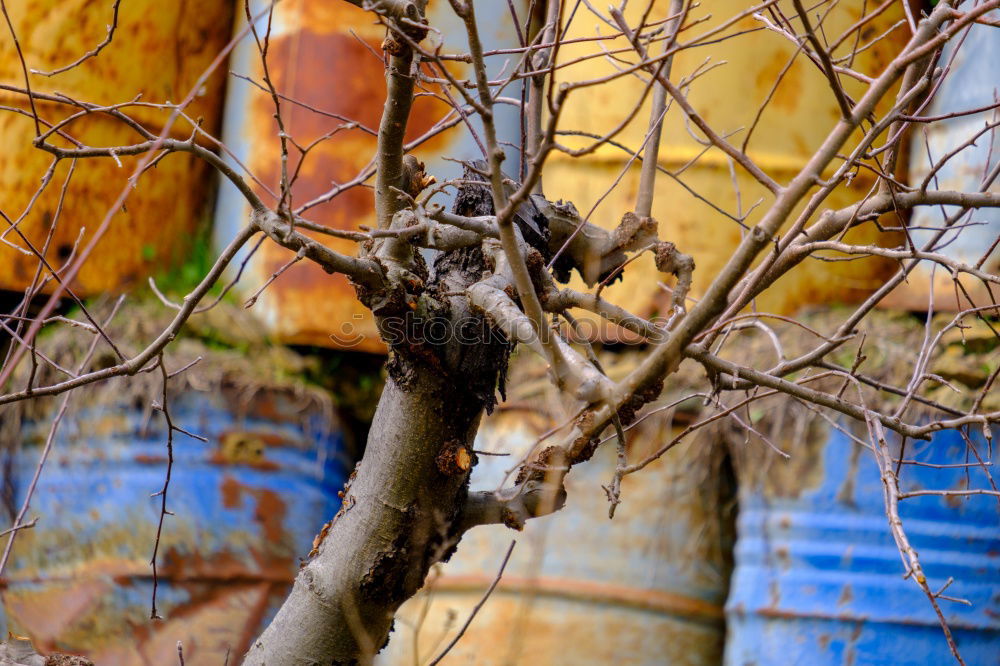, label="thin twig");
[427,540,516,666]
